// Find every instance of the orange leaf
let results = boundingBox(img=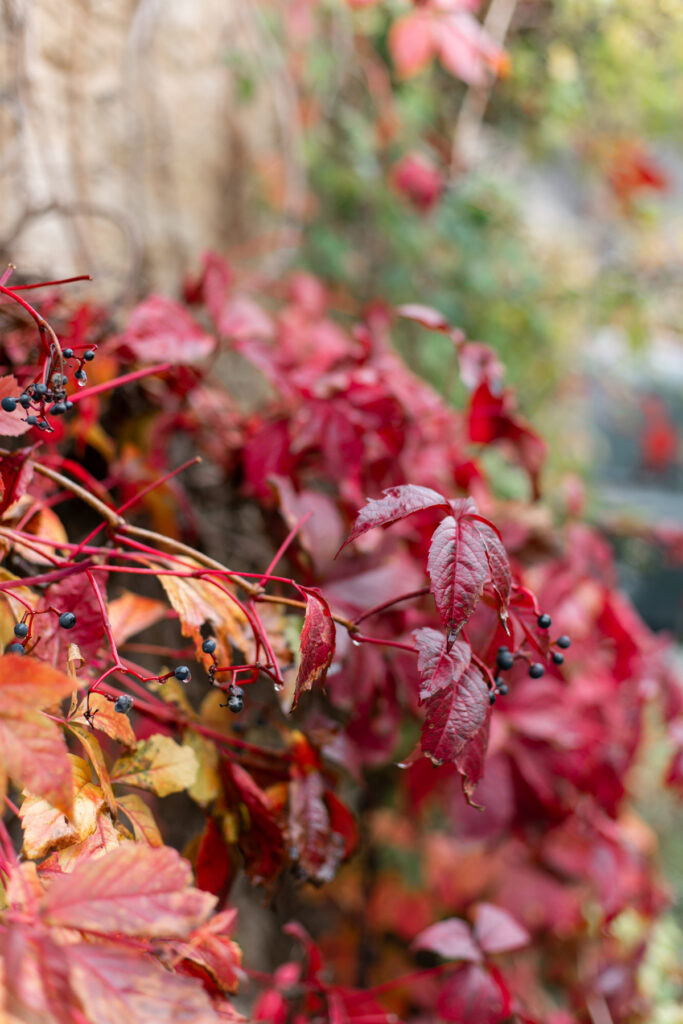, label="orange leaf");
[0,654,76,813]
[69,692,137,747]
[107,589,167,645]
[20,755,105,859]
[389,11,434,78]
[116,793,164,847]
[67,722,117,817]
[40,843,216,938]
